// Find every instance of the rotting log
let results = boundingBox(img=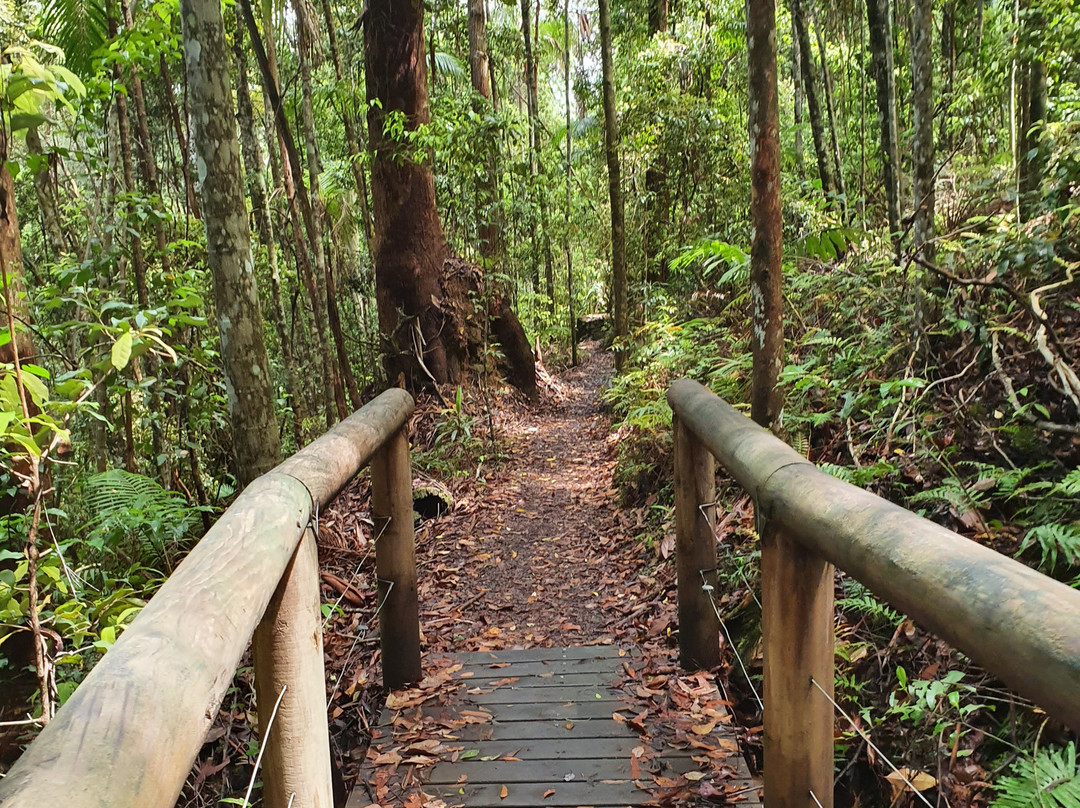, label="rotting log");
[667,377,1080,731]
[0,389,416,808]
[672,414,721,671]
[372,425,422,688]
